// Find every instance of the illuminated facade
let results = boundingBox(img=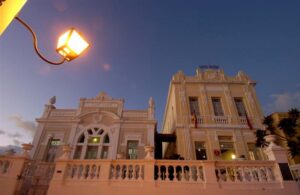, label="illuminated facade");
[31,92,156,162]
[161,67,265,161]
